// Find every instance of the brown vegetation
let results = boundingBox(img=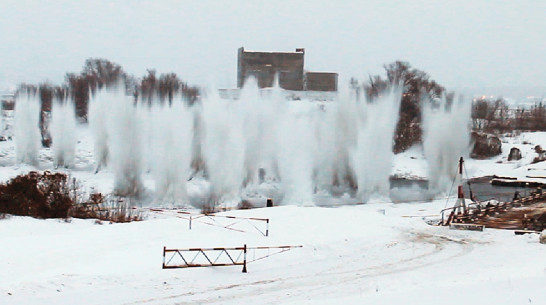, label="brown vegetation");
[0,171,143,222]
[16,58,200,125]
[472,98,546,133]
[359,61,447,153]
